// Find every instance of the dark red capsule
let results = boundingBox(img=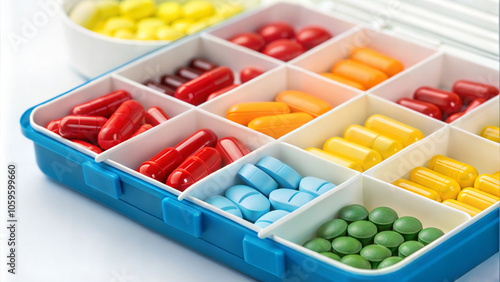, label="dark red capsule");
[166,147,222,191]
[98,100,145,150]
[45,118,63,134]
[295,26,332,50]
[414,86,462,115]
[160,74,189,90]
[174,129,218,159]
[452,80,499,105]
[145,107,170,126]
[240,67,264,83]
[176,67,203,80]
[129,124,153,139]
[215,136,251,165]
[206,84,239,101]
[59,115,108,141]
[144,80,175,95]
[189,58,218,72]
[445,112,465,123]
[397,98,443,120]
[175,66,234,105]
[464,98,487,113]
[71,139,103,154]
[70,90,131,117]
